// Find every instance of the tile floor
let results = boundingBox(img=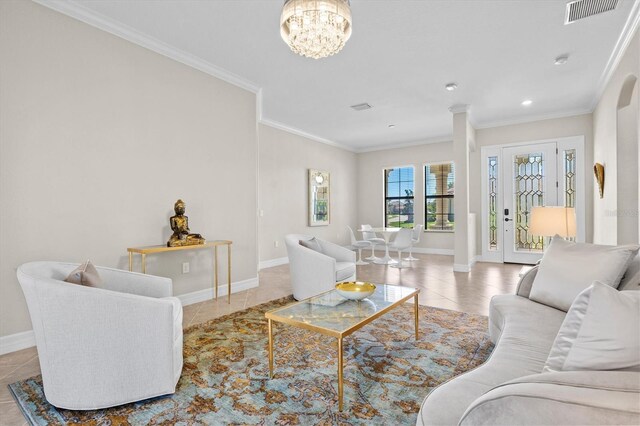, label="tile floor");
[0,253,522,425]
